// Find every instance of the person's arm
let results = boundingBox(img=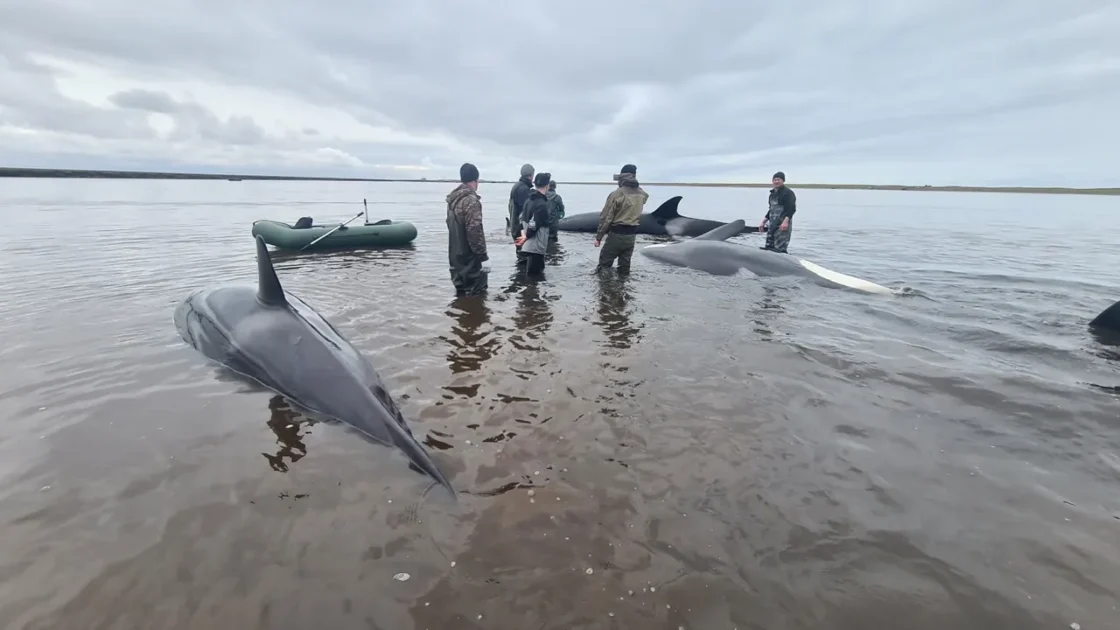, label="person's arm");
[514,186,531,222]
[780,189,797,220]
[595,191,620,241]
[557,195,565,219]
[523,201,550,239]
[464,197,488,261]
